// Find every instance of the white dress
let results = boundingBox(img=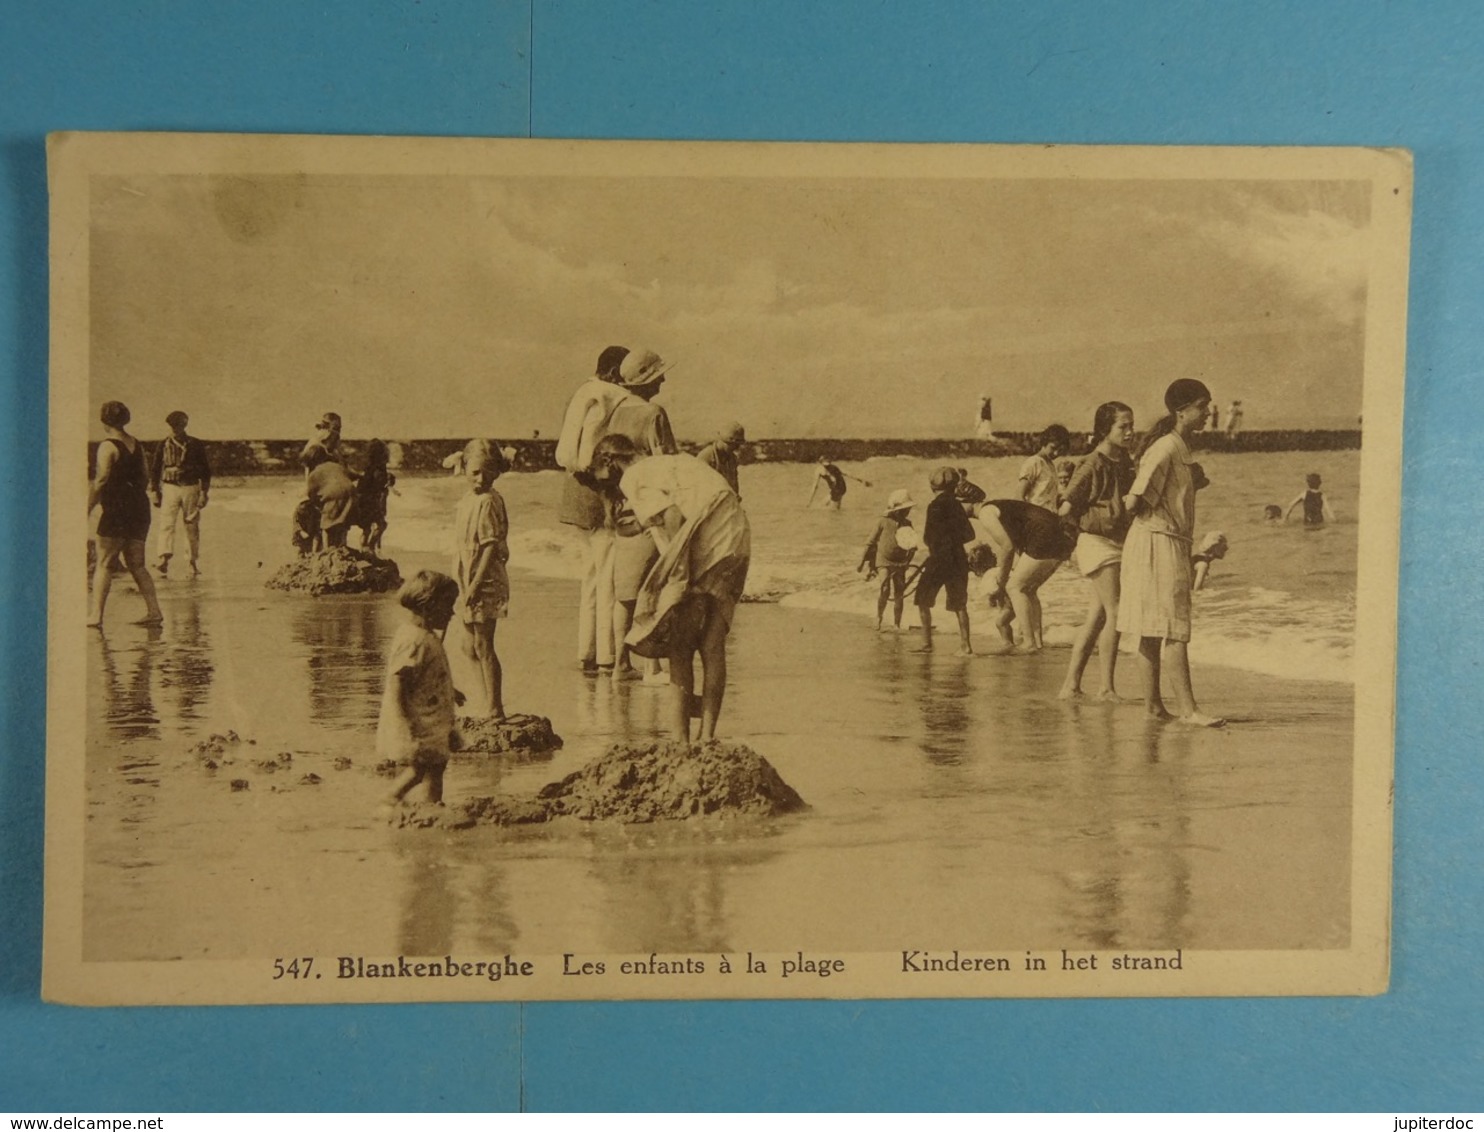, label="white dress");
[1116,432,1196,643]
